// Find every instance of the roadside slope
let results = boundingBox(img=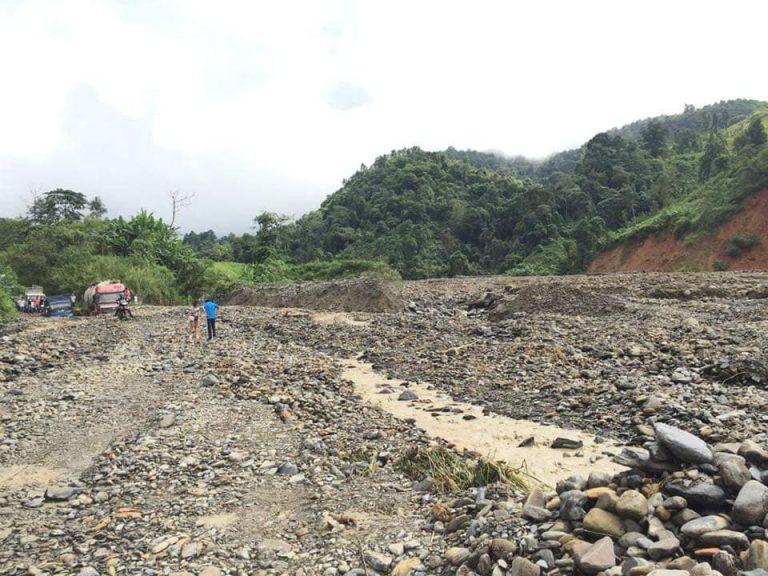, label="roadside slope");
[590,188,768,272]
